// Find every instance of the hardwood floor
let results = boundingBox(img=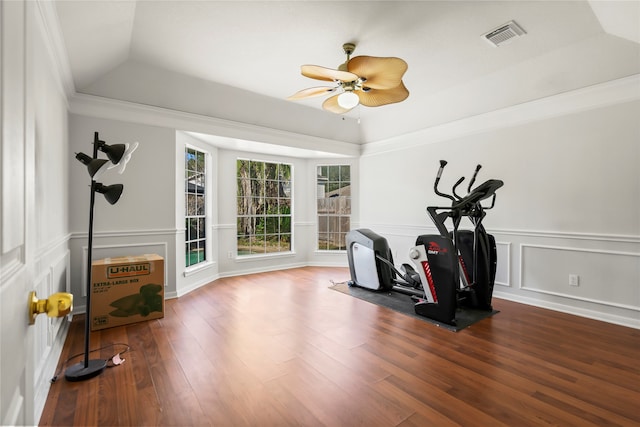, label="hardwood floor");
[40,267,639,426]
